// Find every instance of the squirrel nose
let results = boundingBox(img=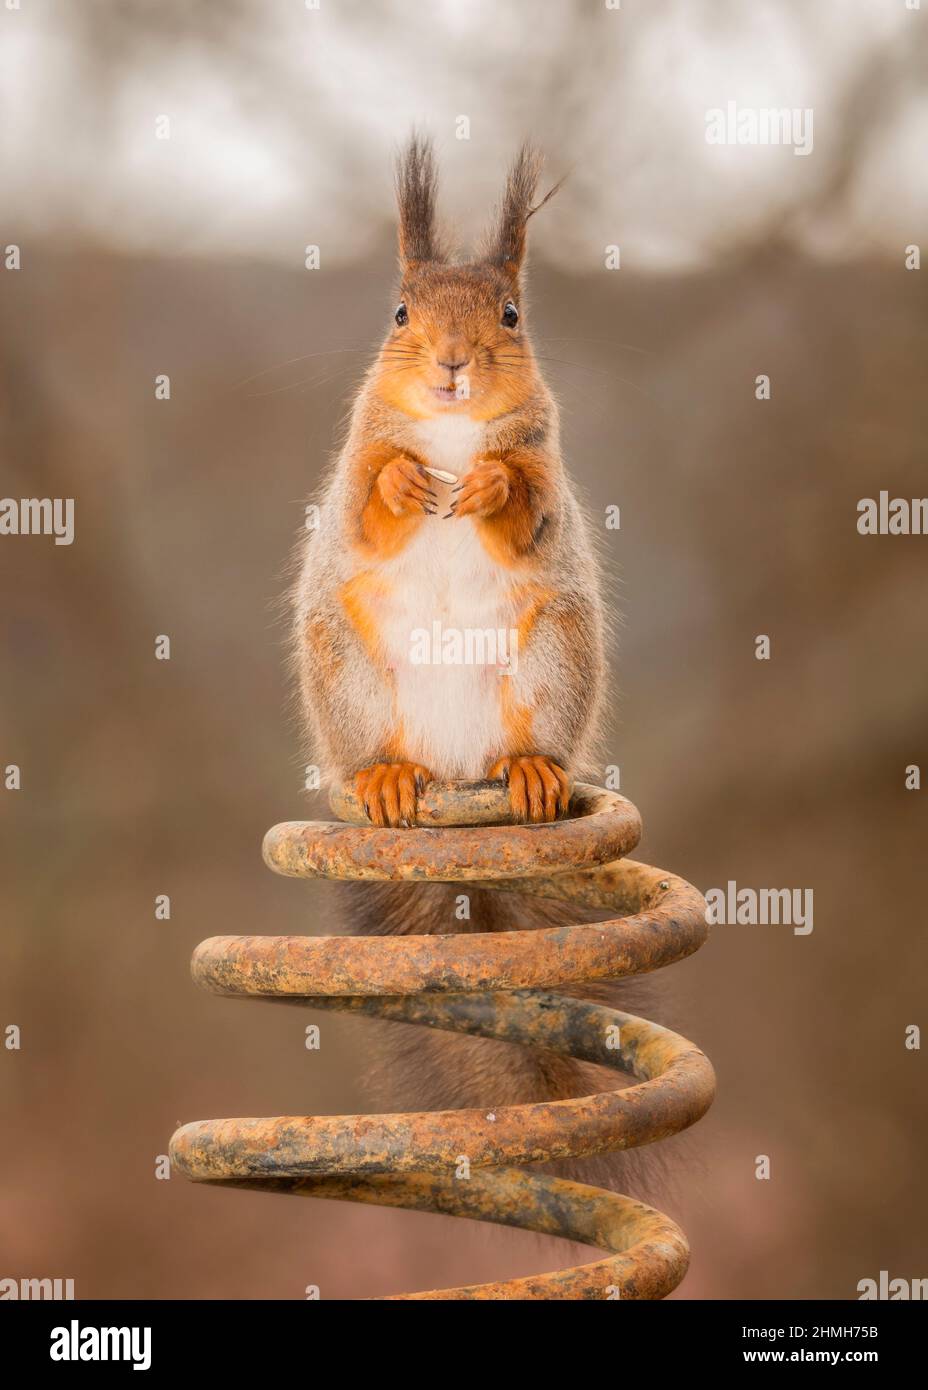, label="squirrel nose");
[436,339,471,373]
